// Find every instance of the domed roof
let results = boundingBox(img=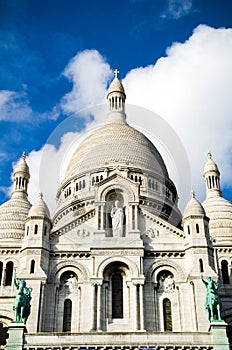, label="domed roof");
[183,191,206,218]
[28,193,50,219]
[65,120,169,180]
[14,152,30,175]
[0,197,31,239]
[203,196,232,230]
[0,153,31,239]
[204,152,219,175]
[107,76,125,97]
